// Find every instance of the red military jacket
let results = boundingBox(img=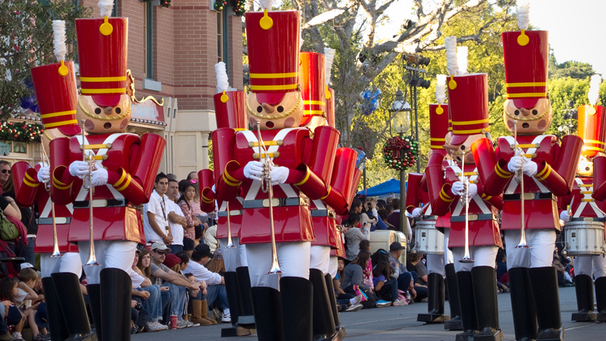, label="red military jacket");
[216,197,244,240]
[560,177,606,219]
[12,162,78,253]
[50,133,165,243]
[214,126,340,244]
[427,158,502,249]
[472,134,583,232]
